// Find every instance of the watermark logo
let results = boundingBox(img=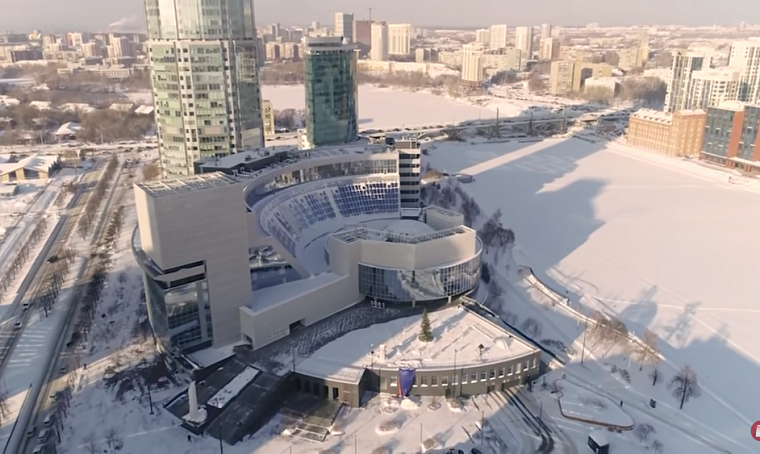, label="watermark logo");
[752,421,760,441]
